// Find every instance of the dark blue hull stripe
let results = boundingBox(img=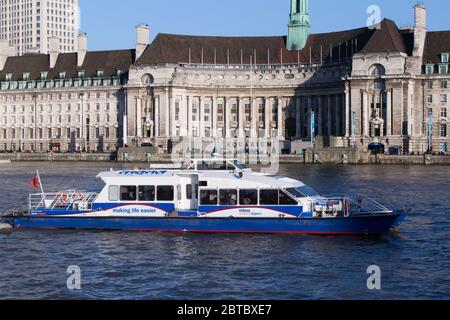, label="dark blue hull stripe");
[12,214,401,235]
